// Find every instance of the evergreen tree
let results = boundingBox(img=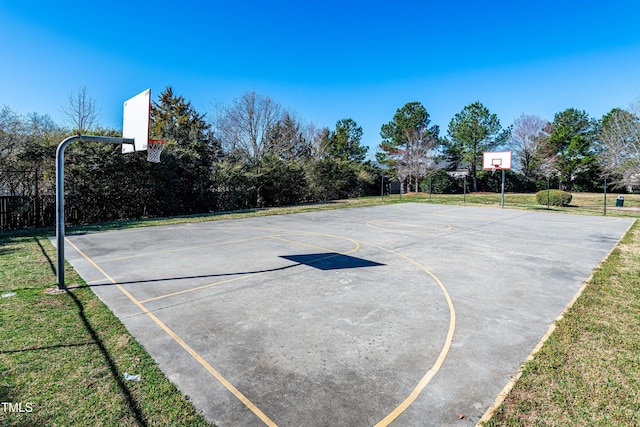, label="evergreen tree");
[326,118,367,163]
[265,112,311,161]
[445,101,509,192]
[150,87,219,214]
[379,102,440,192]
[542,108,598,191]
